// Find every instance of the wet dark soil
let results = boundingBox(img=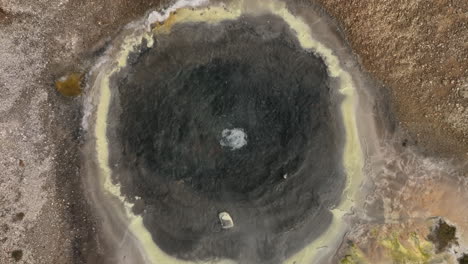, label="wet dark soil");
[107,15,345,263]
[428,219,458,253]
